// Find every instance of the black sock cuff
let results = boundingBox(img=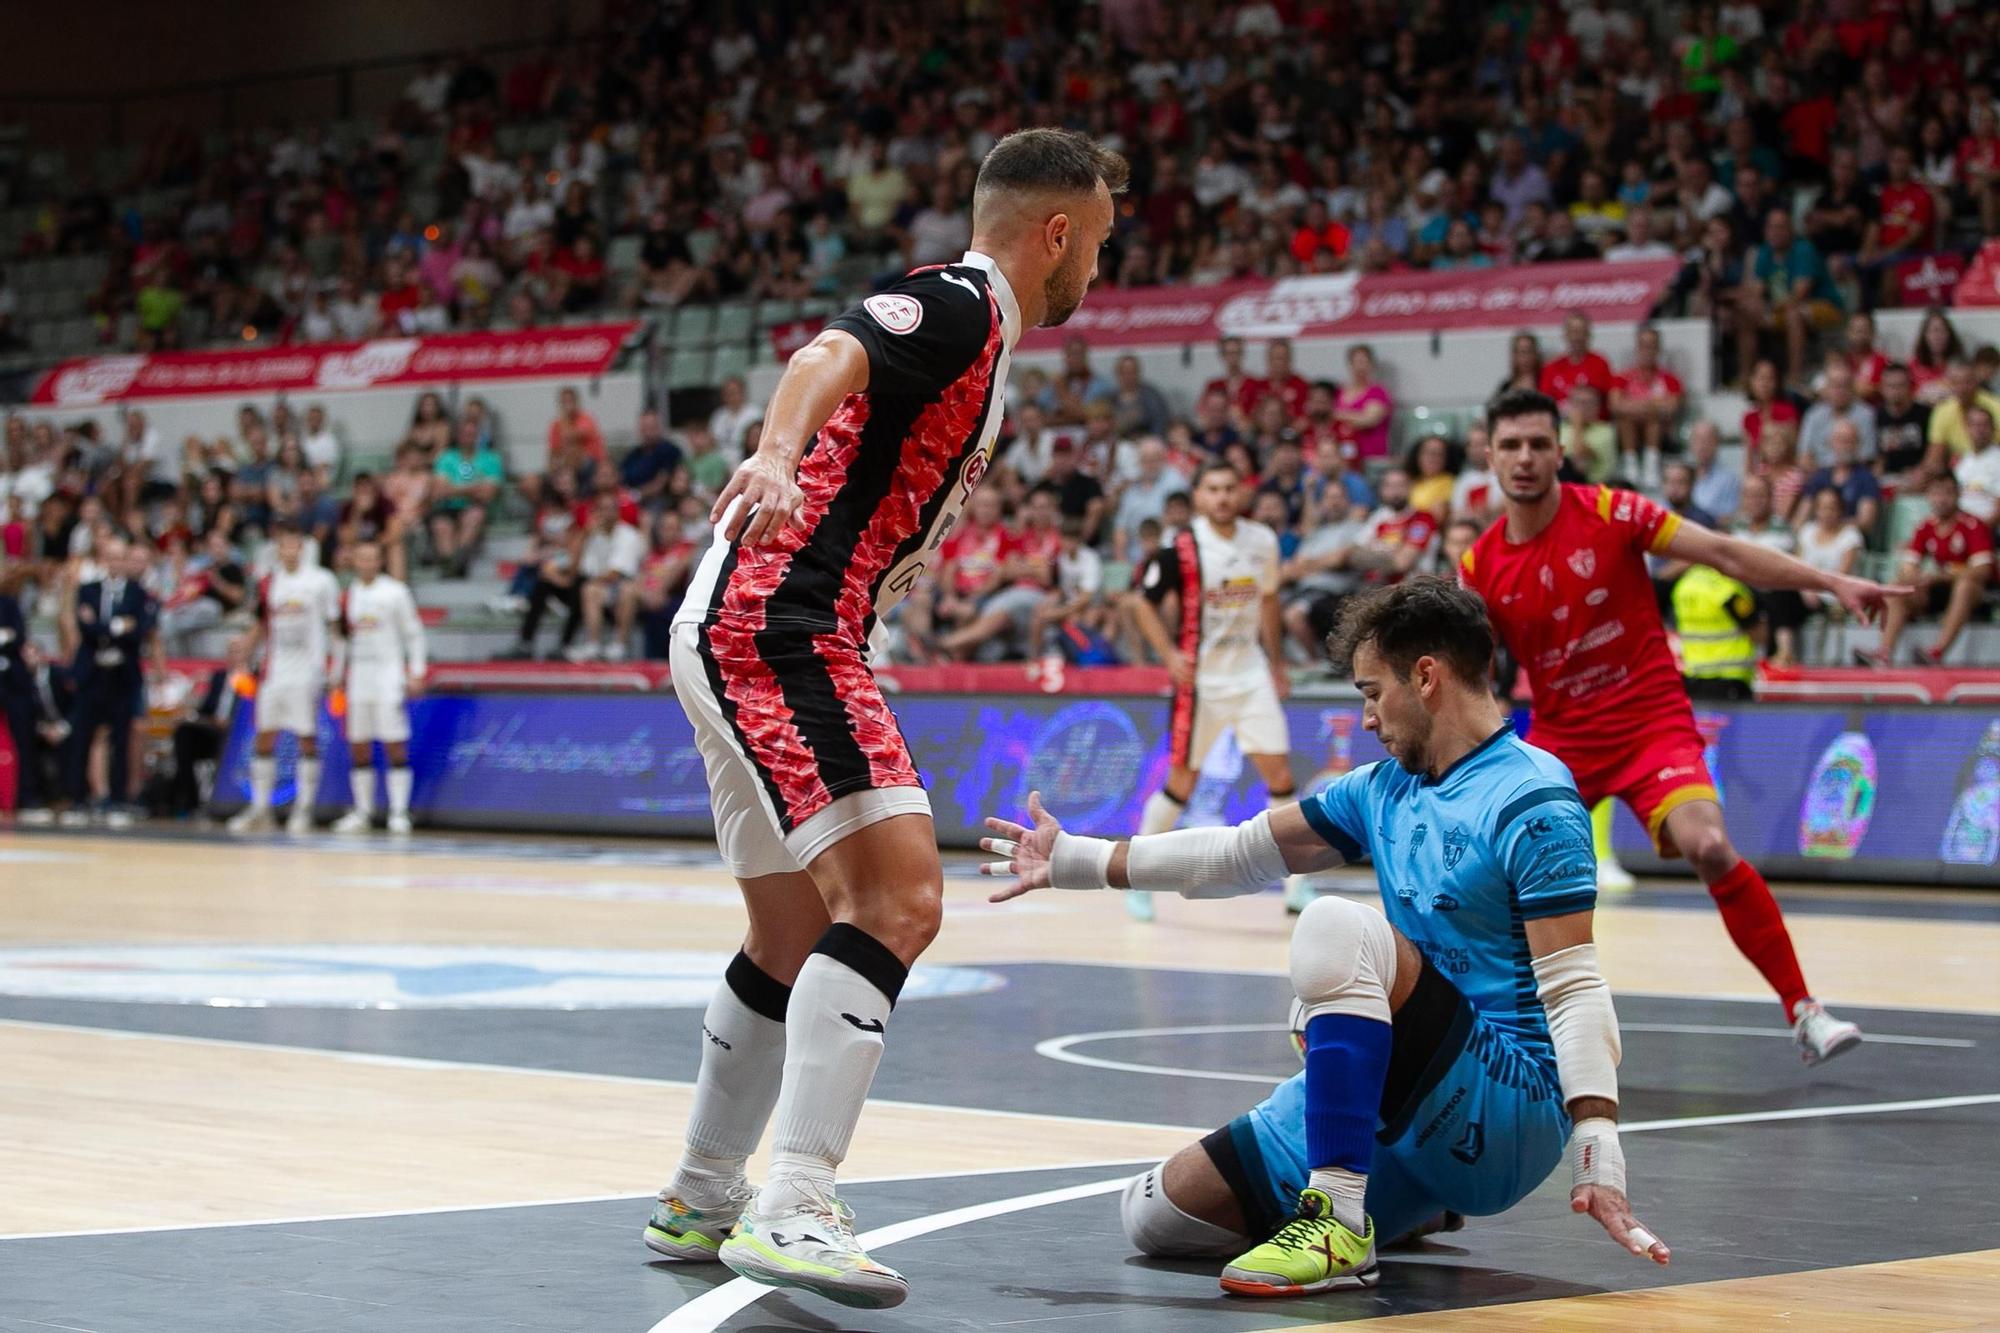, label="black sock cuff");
[725,950,792,1023]
[1156,789,1189,809]
[814,923,909,1009]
